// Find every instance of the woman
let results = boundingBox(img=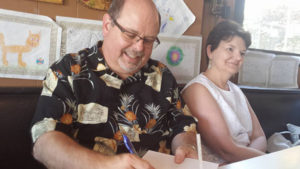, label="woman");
[182,20,267,164]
